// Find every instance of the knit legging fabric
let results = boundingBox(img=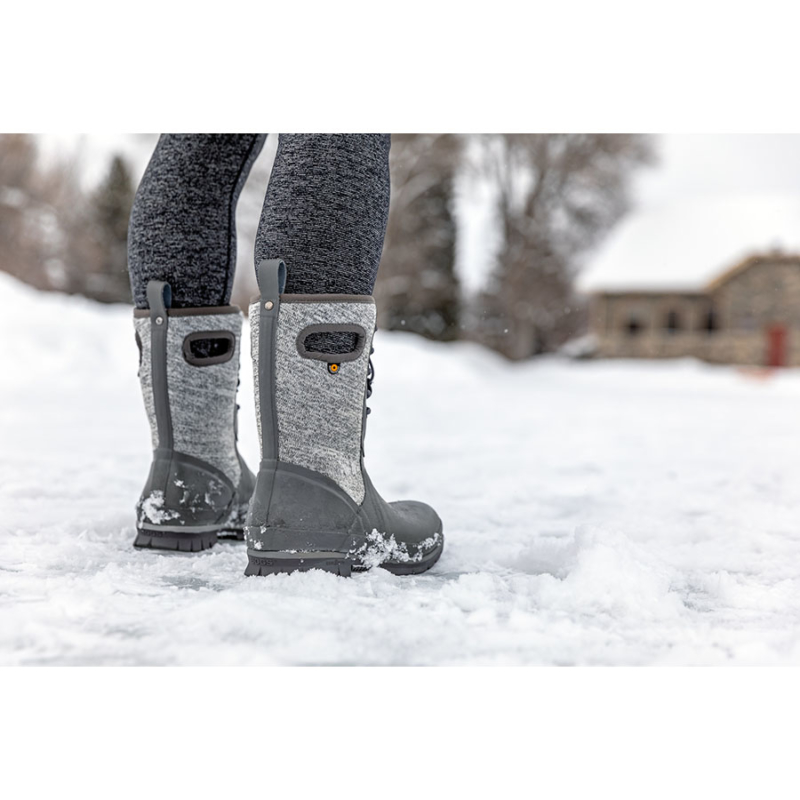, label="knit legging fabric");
[128,134,391,308]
